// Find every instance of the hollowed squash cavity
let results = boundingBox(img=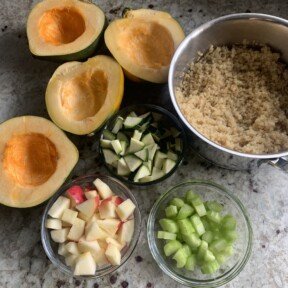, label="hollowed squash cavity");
[3,133,58,187]
[118,21,174,69]
[38,7,85,45]
[61,70,108,121]
[46,55,124,135]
